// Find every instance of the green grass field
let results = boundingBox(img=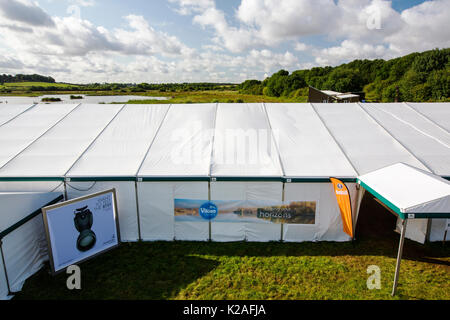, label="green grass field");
[126,90,307,104]
[13,196,450,300]
[1,82,74,88]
